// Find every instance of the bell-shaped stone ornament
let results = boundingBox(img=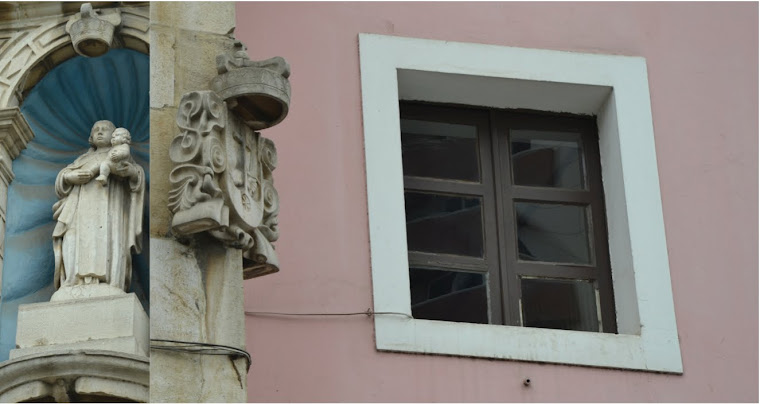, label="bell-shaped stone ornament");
[65,3,122,57]
[210,41,291,130]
